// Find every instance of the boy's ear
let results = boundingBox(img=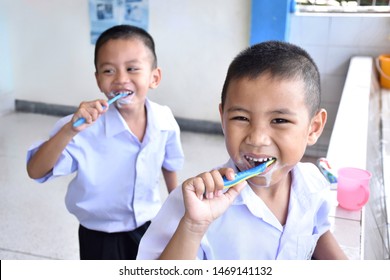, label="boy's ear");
[95,72,103,92]
[149,67,162,89]
[307,109,327,146]
[219,103,225,135]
